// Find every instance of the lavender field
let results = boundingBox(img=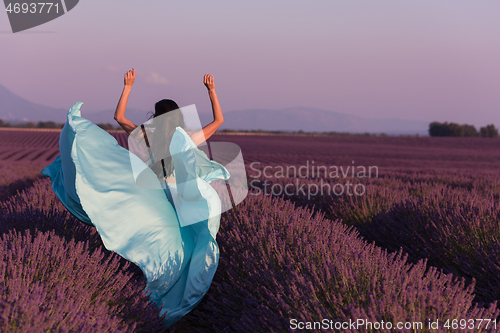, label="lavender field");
[1,128,500,332]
